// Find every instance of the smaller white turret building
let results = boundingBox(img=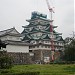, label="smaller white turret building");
[0,27,32,64]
